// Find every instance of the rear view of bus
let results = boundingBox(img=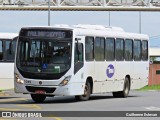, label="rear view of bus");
[0,33,18,90]
[14,25,149,103]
